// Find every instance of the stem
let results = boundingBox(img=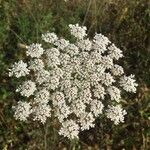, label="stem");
[82,0,92,26]
[23,0,39,42]
[44,121,48,150]
[9,28,26,44]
